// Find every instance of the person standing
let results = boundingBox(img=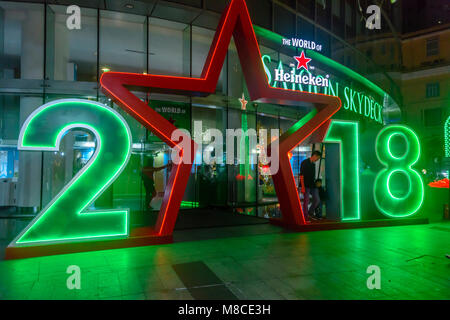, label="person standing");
[300,150,322,221]
[142,157,171,211]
